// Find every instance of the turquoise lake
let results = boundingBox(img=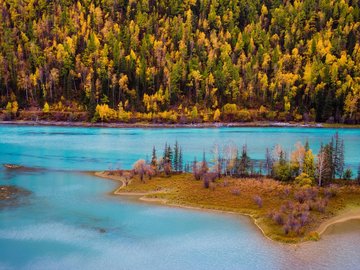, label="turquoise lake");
[0,125,360,269]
